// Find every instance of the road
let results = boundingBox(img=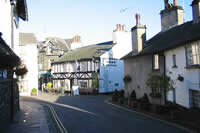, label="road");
[23,94,189,133]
